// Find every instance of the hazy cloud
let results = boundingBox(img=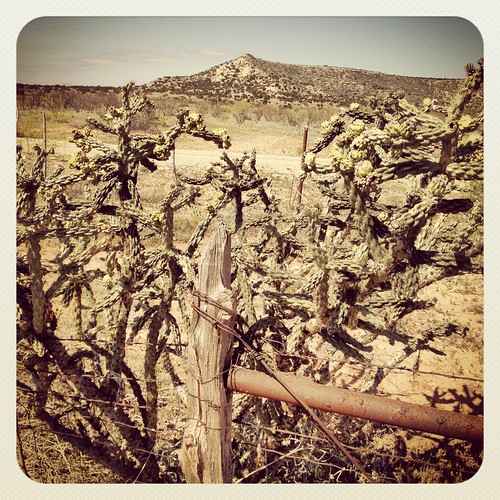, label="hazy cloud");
[115,48,229,65]
[79,58,113,66]
[149,48,229,63]
[143,55,181,64]
[17,18,482,85]
[196,48,229,57]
